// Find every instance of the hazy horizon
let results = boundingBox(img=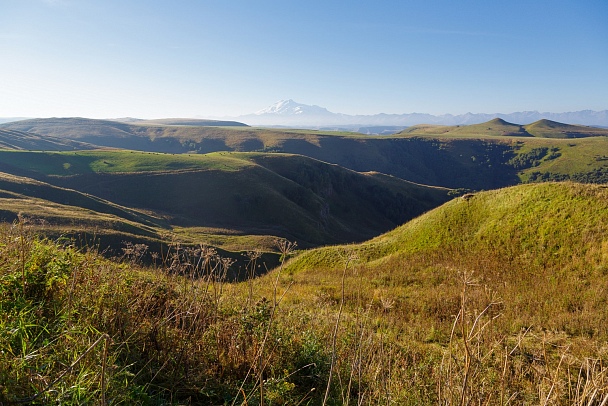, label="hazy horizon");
[1,1,607,119]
